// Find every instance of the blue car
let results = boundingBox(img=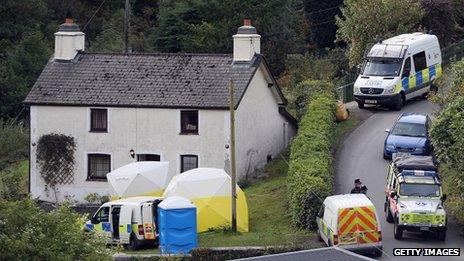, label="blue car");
[383,113,432,159]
